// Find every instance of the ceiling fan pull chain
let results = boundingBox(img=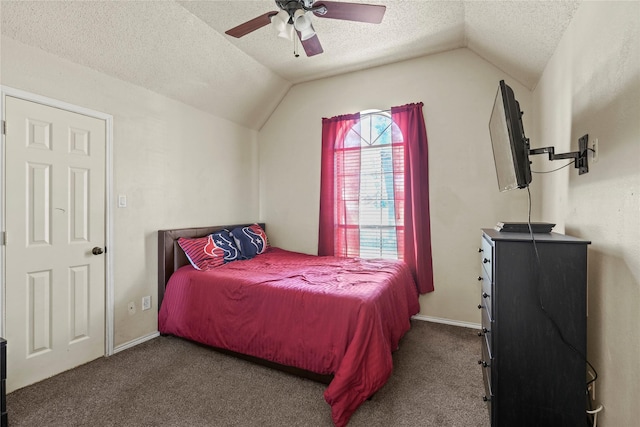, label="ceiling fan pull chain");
[294,33,300,57]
